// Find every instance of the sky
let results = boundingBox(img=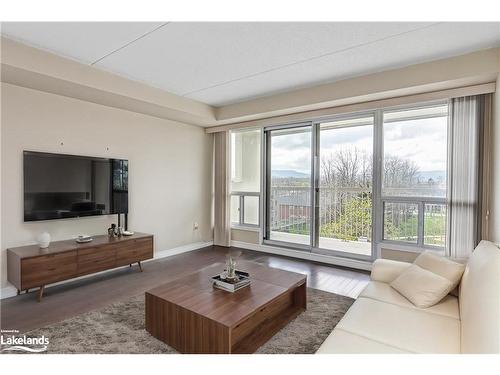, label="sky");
[384,116,447,173]
[270,115,448,177]
[271,127,312,174]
